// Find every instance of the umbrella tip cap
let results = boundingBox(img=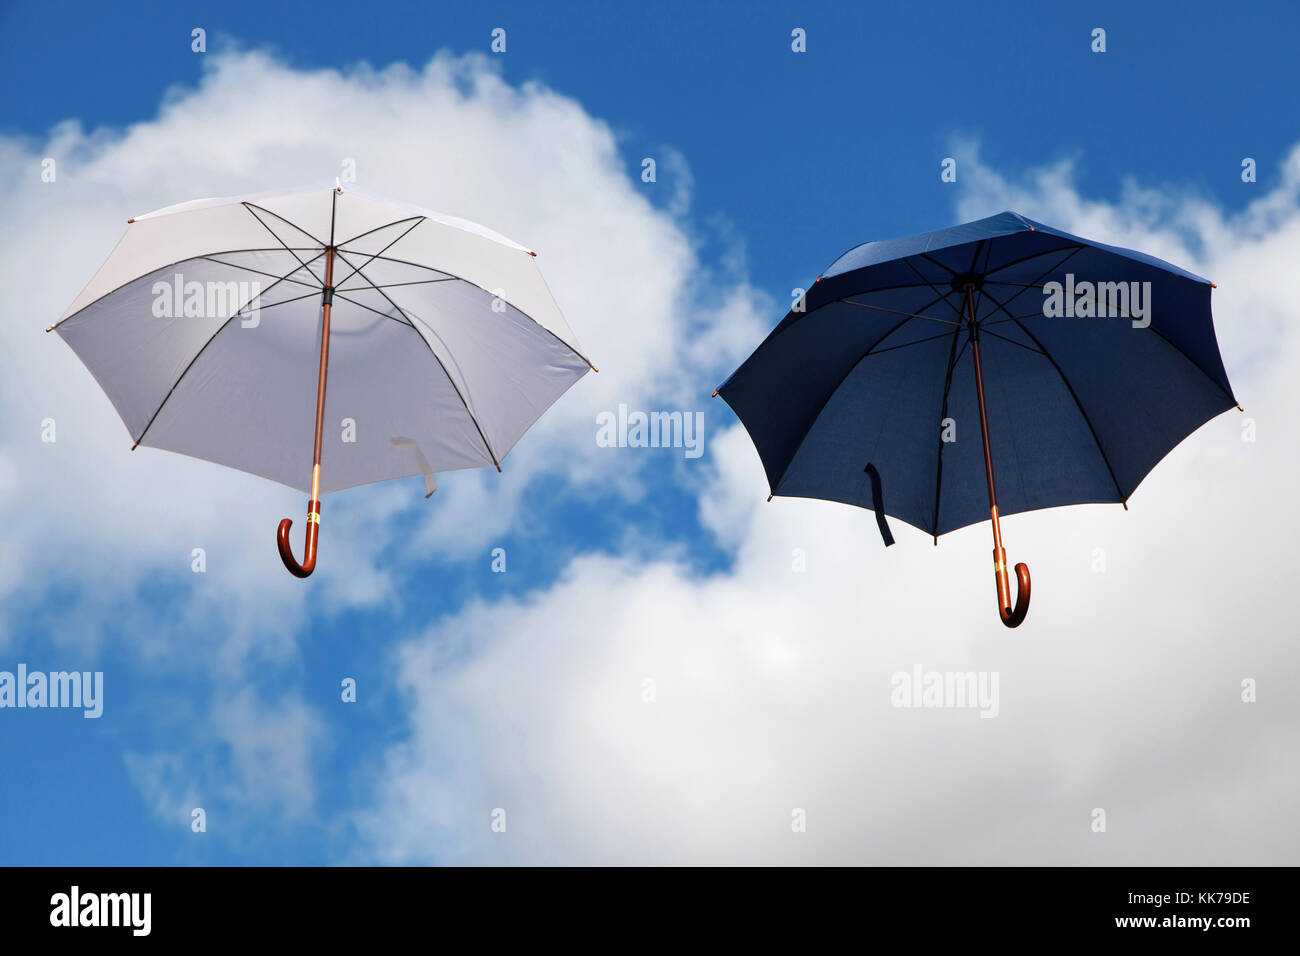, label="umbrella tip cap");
[127,218,135,223]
